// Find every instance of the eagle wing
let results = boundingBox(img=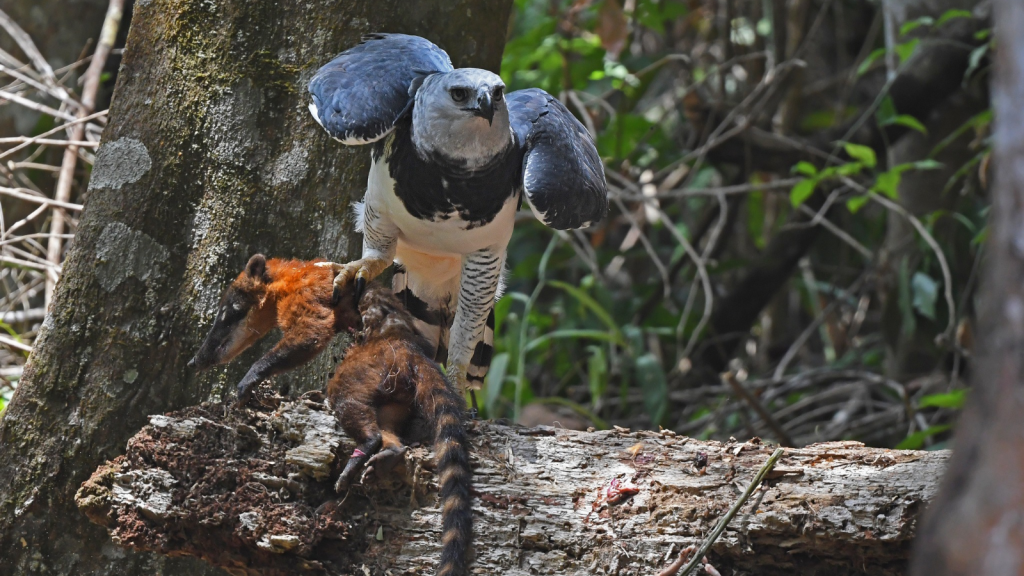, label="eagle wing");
[308,34,453,145]
[508,88,608,230]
